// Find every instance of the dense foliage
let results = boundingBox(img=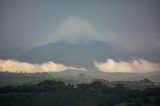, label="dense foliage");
[0,80,160,106]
